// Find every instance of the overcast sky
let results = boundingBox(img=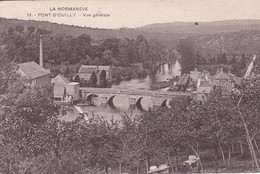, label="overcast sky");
[1,0,260,29]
